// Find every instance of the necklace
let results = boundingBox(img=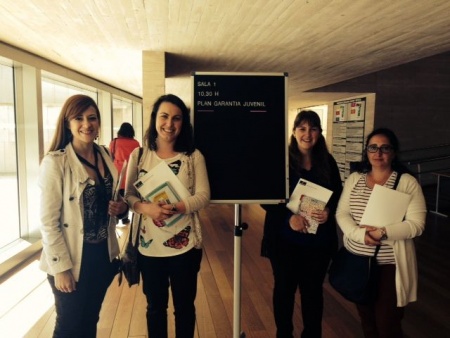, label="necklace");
[75,146,111,232]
